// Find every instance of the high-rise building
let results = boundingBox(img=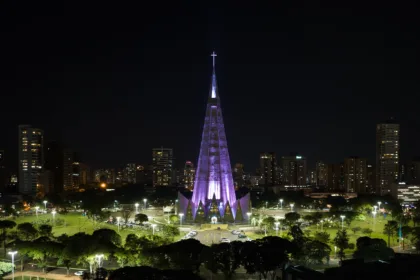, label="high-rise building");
[327,163,345,192]
[125,163,137,184]
[259,152,277,186]
[308,169,317,185]
[233,163,245,188]
[344,157,367,193]
[63,150,80,191]
[79,163,91,186]
[136,164,153,186]
[179,52,249,222]
[367,164,375,193]
[280,154,307,186]
[44,141,64,193]
[407,158,420,184]
[0,150,6,192]
[18,125,43,195]
[376,120,400,195]
[183,161,195,189]
[152,148,173,186]
[316,161,328,186]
